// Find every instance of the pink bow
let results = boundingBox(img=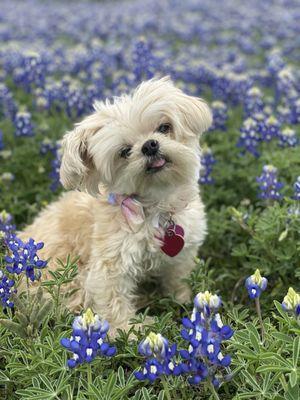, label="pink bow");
[108,193,145,232]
